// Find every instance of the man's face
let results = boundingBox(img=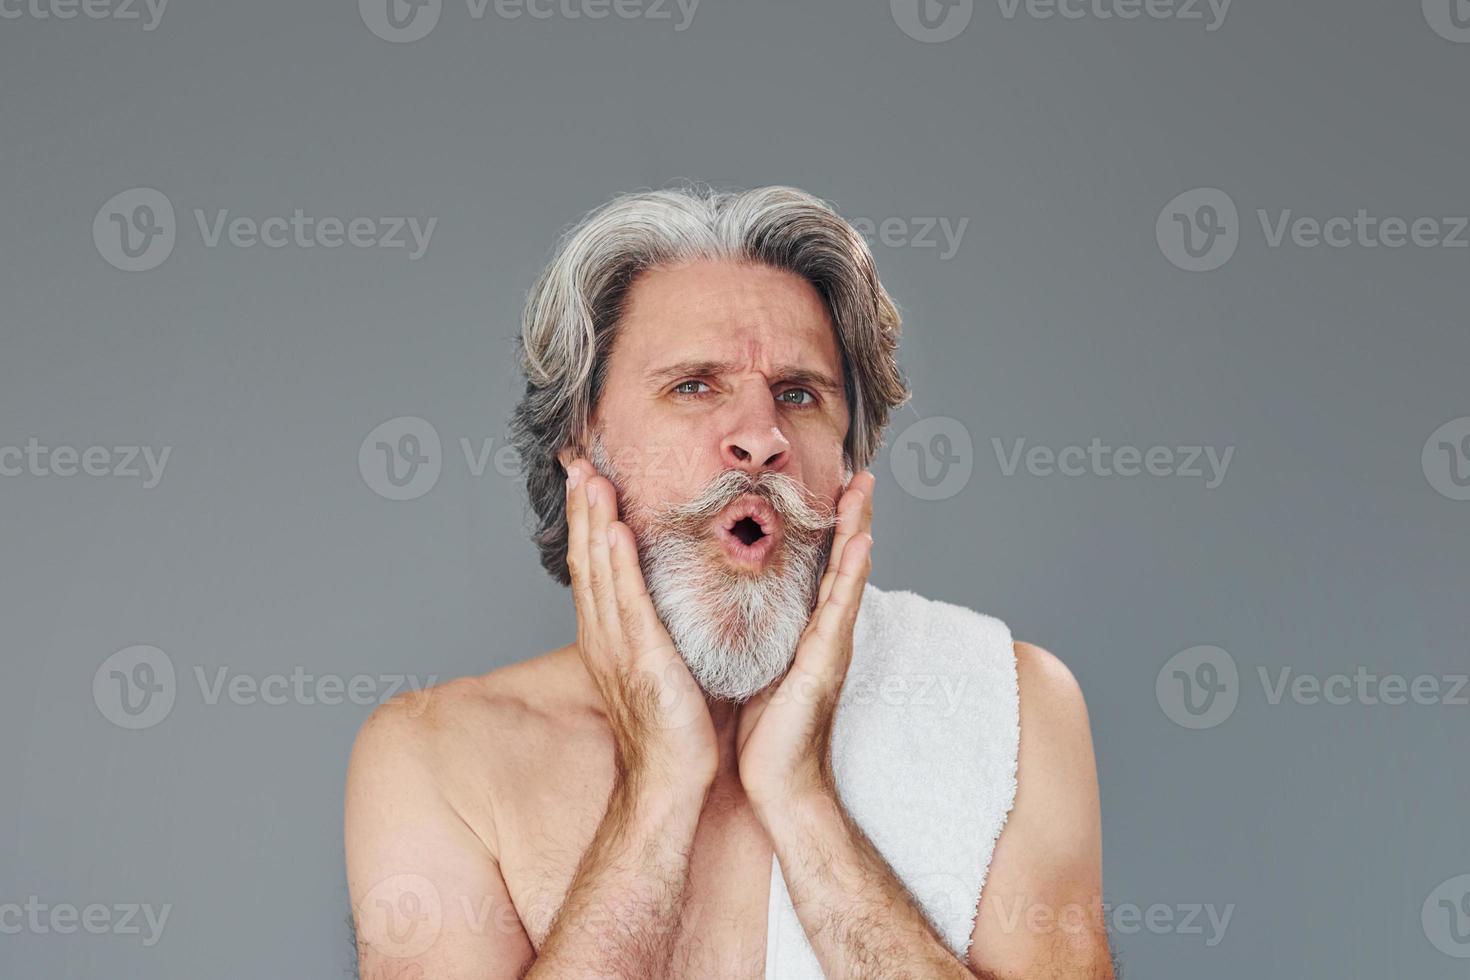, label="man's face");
[593,259,850,533]
[581,259,852,699]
